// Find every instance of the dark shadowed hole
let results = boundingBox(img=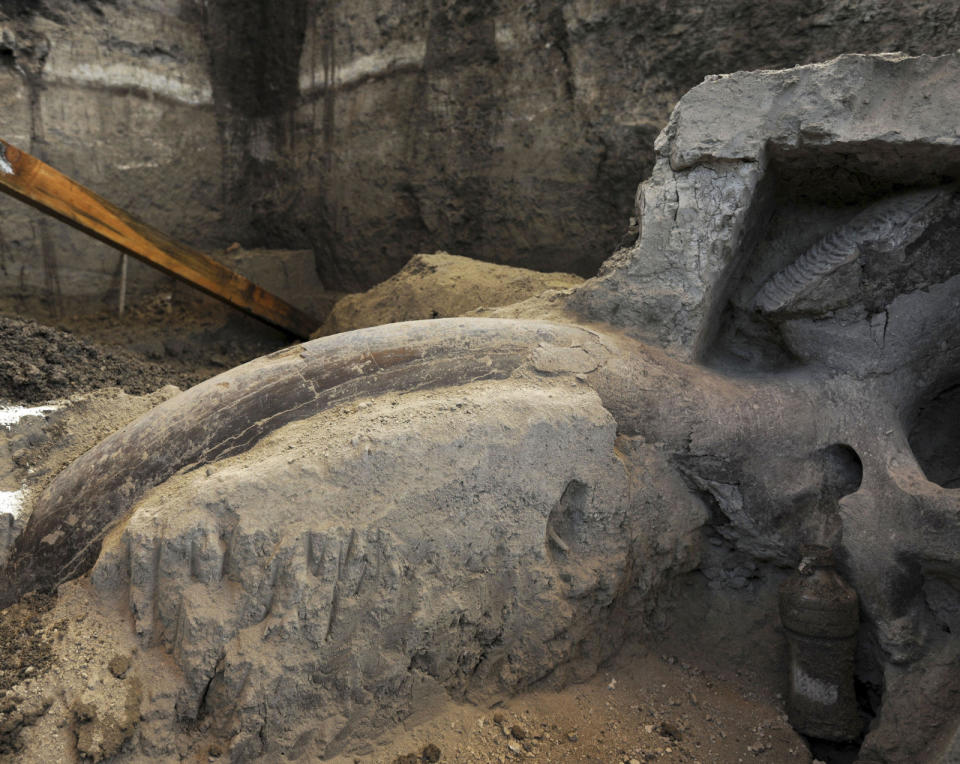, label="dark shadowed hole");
[908,382,960,488]
[545,479,588,560]
[819,444,864,500]
[806,737,862,764]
